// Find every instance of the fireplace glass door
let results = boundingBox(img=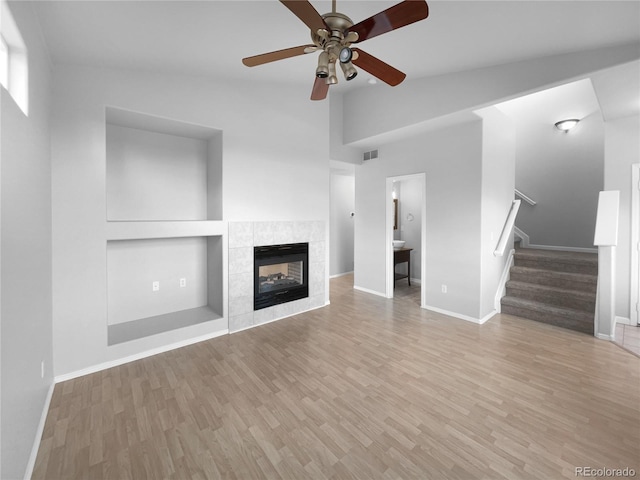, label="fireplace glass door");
[254,243,309,310]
